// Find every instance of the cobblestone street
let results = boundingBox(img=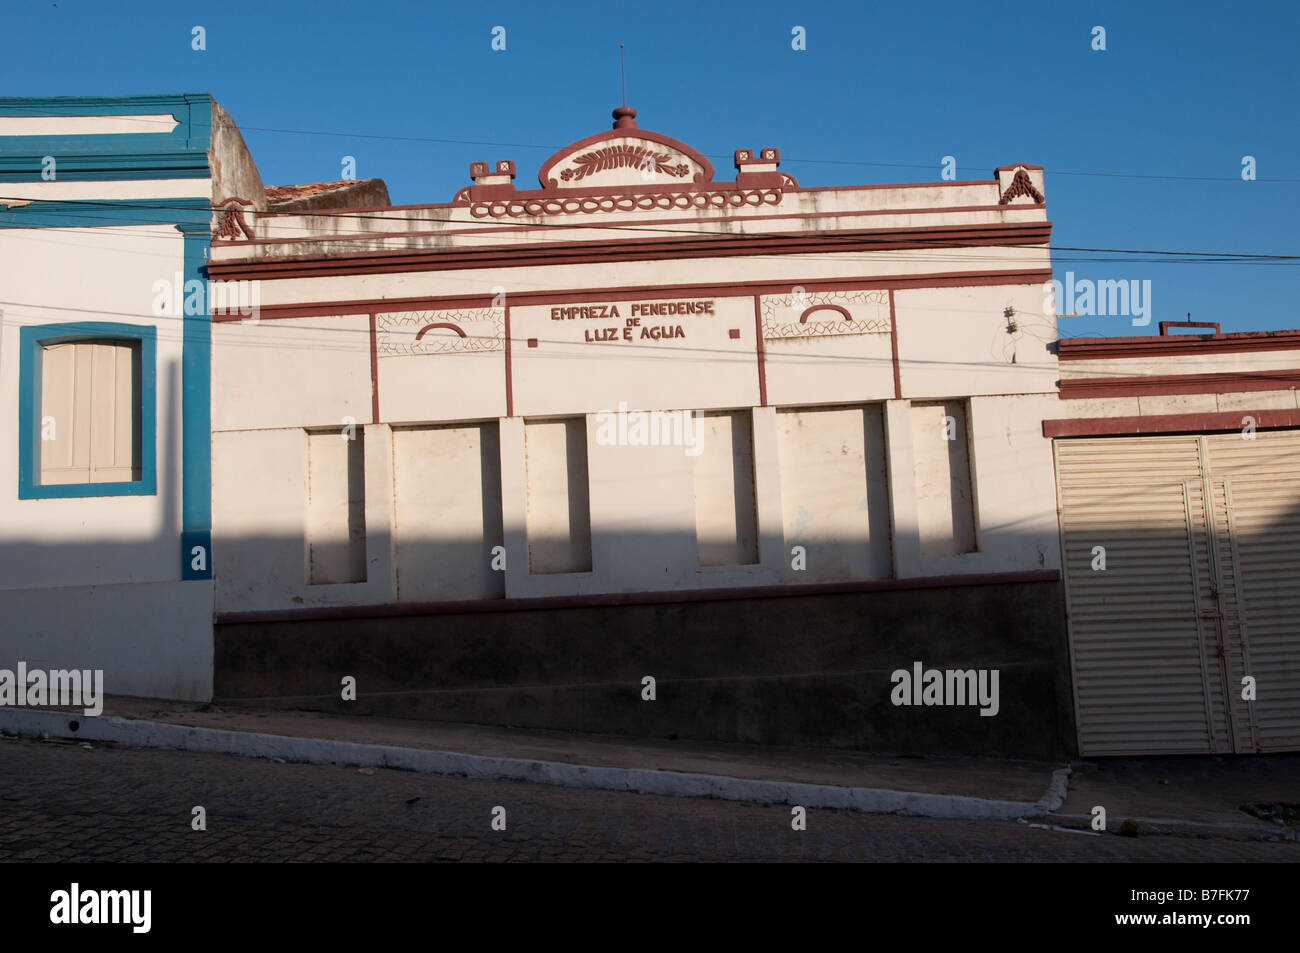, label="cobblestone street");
[1,737,1295,862]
